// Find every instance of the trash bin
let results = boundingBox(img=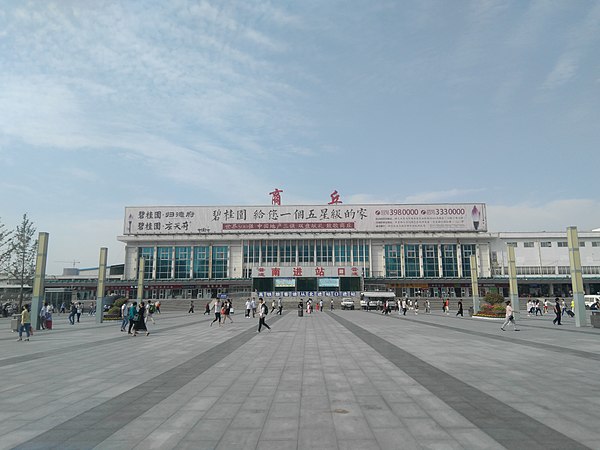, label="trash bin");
[298,309,304,317]
[11,314,21,332]
[591,311,600,328]
[468,307,474,317]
